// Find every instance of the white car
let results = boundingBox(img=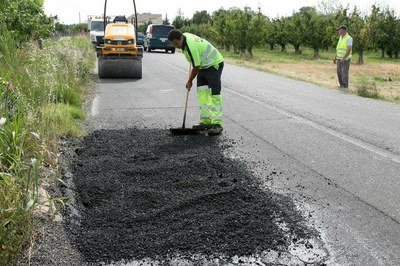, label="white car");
[89,19,105,47]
